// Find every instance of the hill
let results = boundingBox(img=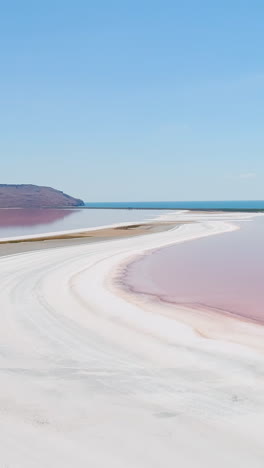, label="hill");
[0,184,84,208]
